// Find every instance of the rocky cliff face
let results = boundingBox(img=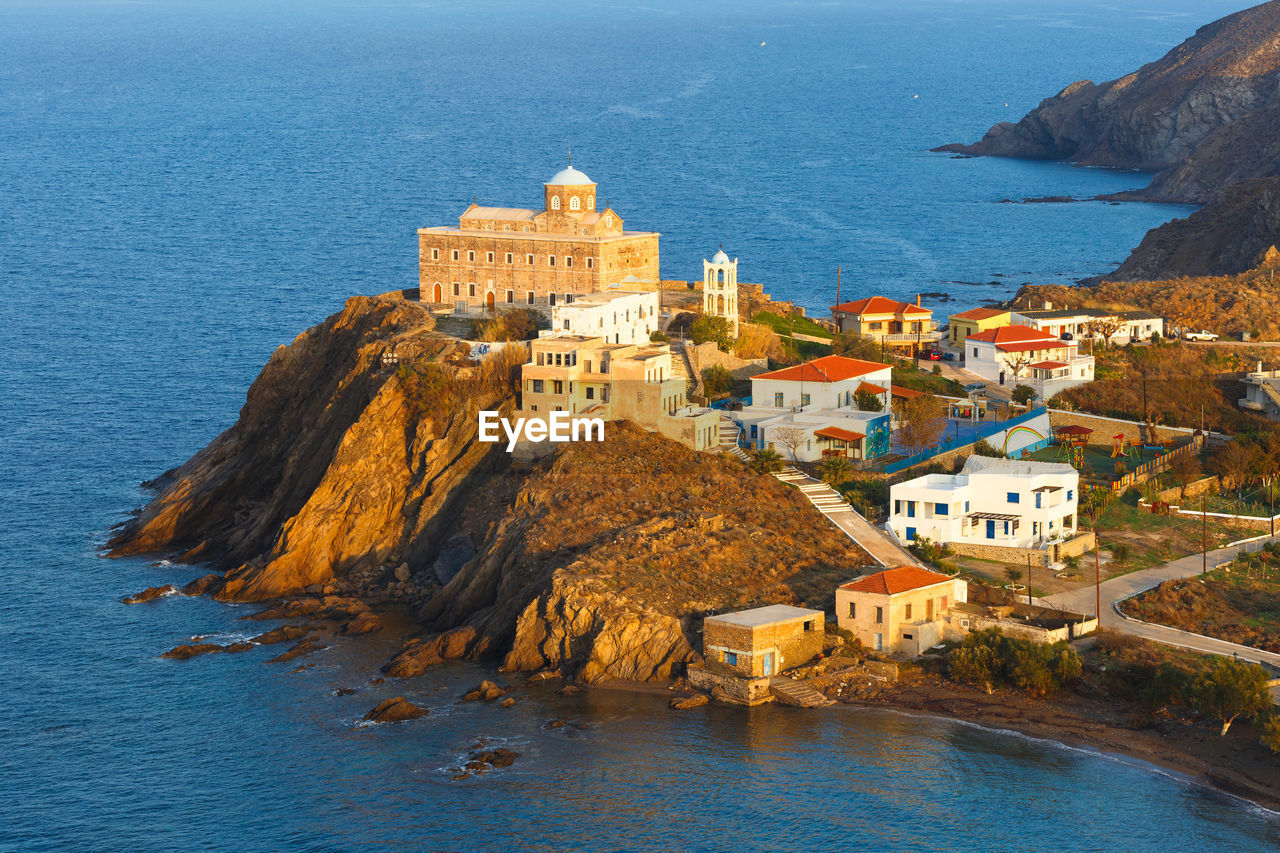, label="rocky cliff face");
[1109,177,1280,280]
[108,295,511,602]
[938,1,1280,194]
[938,1,1280,280]
[114,299,871,684]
